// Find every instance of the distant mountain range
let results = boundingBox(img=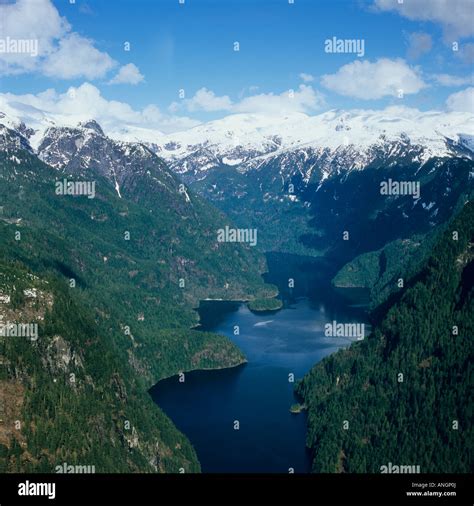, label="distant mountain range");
[2,106,473,258]
[2,106,473,173]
